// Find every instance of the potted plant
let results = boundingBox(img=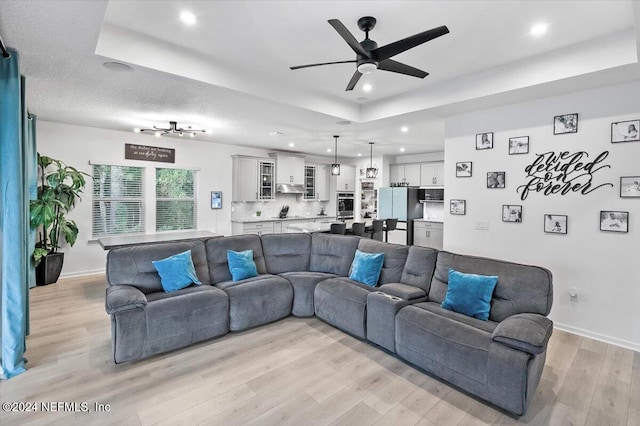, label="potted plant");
[30,153,89,285]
